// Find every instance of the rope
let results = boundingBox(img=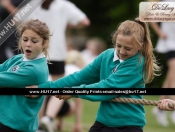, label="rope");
[111,97,175,109]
